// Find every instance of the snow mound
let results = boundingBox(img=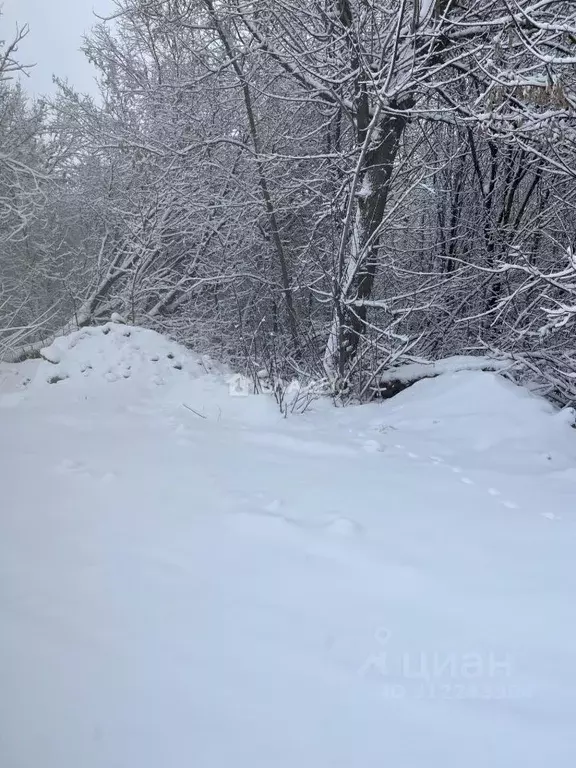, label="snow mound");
[33,323,227,389]
[377,355,509,385]
[373,370,576,475]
